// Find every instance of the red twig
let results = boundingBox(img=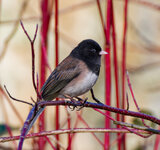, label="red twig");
[126,71,140,110]
[0,128,152,143]
[70,110,104,147]
[0,86,24,125]
[96,0,107,38]
[5,125,17,149]
[122,0,128,110]
[110,2,121,149]
[54,0,60,149]
[154,126,160,150]
[0,91,17,149]
[76,111,104,146]
[94,108,115,122]
[40,33,52,72]
[4,85,33,106]
[94,107,154,140]
[126,71,150,128]
[66,109,72,150]
[39,0,53,148]
[122,126,152,138]
[126,93,129,110]
[121,0,128,149]
[104,0,112,149]
[20,21,39,98]
[38,100,160,125]
[45,136,57,150]
[68,110,82,148]
[36,73,40,100]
